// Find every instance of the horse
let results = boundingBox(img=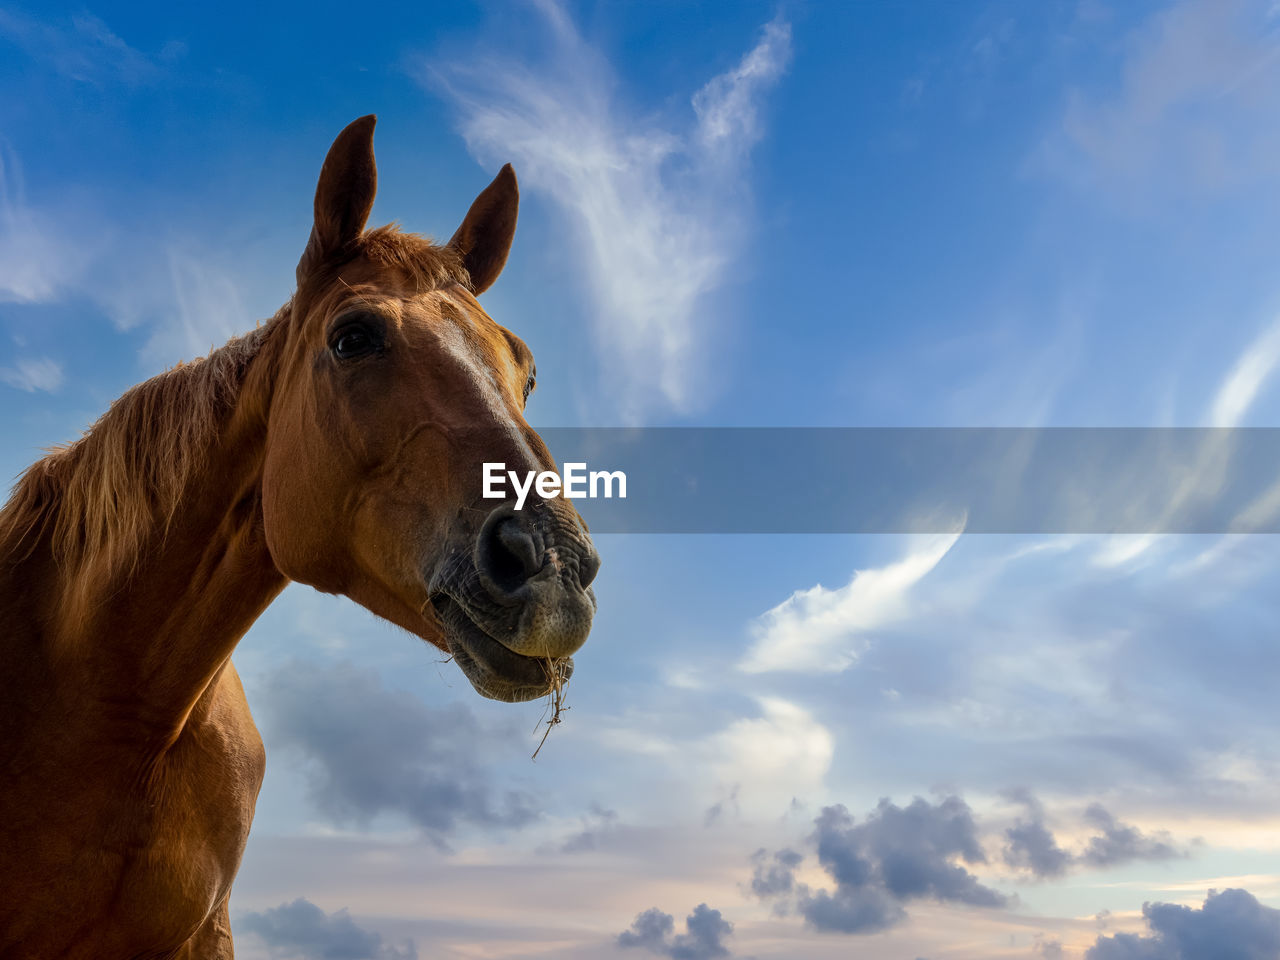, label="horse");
[0,115,600,959]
